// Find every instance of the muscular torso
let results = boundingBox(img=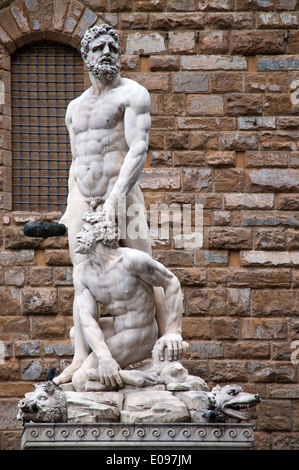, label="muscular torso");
[70,84,128,198]
[80,254,156,334]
